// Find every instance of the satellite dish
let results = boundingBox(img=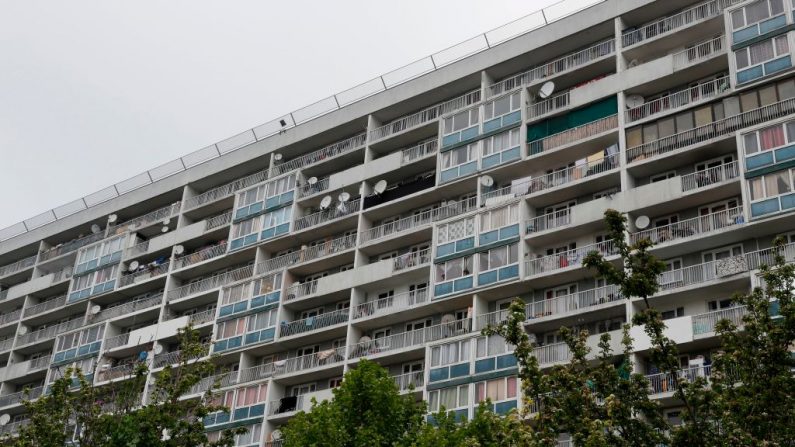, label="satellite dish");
[373,180,388,195]
[272,430,283,440]
[538,81,555,99]
[336,202,347,213]
[320,196,333,210]
[480,175,494,187]
[153,345,164,355]
[635,215,651,230]
[625,94,645,109]
[161,226,169,233]
[307,176,318,185]
[174,245,185,256]
[90,224,102,235]
[0,414,10,426]
[274,153,283,161]
[108,214,118,223]
[162,218,171,226]
[441,314,456,325]
[359,336,372,348]
[18,326,28,335]
[338,192,350,202]
[628,59,640,68]
[90,305,102,315]
[129,261,140,271]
